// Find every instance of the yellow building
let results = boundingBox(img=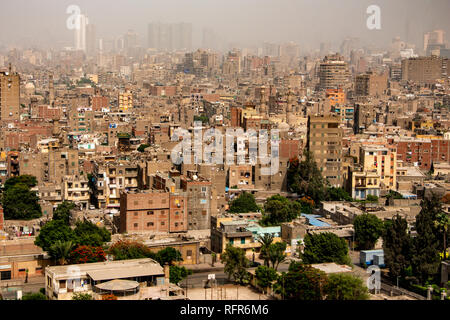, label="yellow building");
[118,90,133,111]
[360,145,397,191]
